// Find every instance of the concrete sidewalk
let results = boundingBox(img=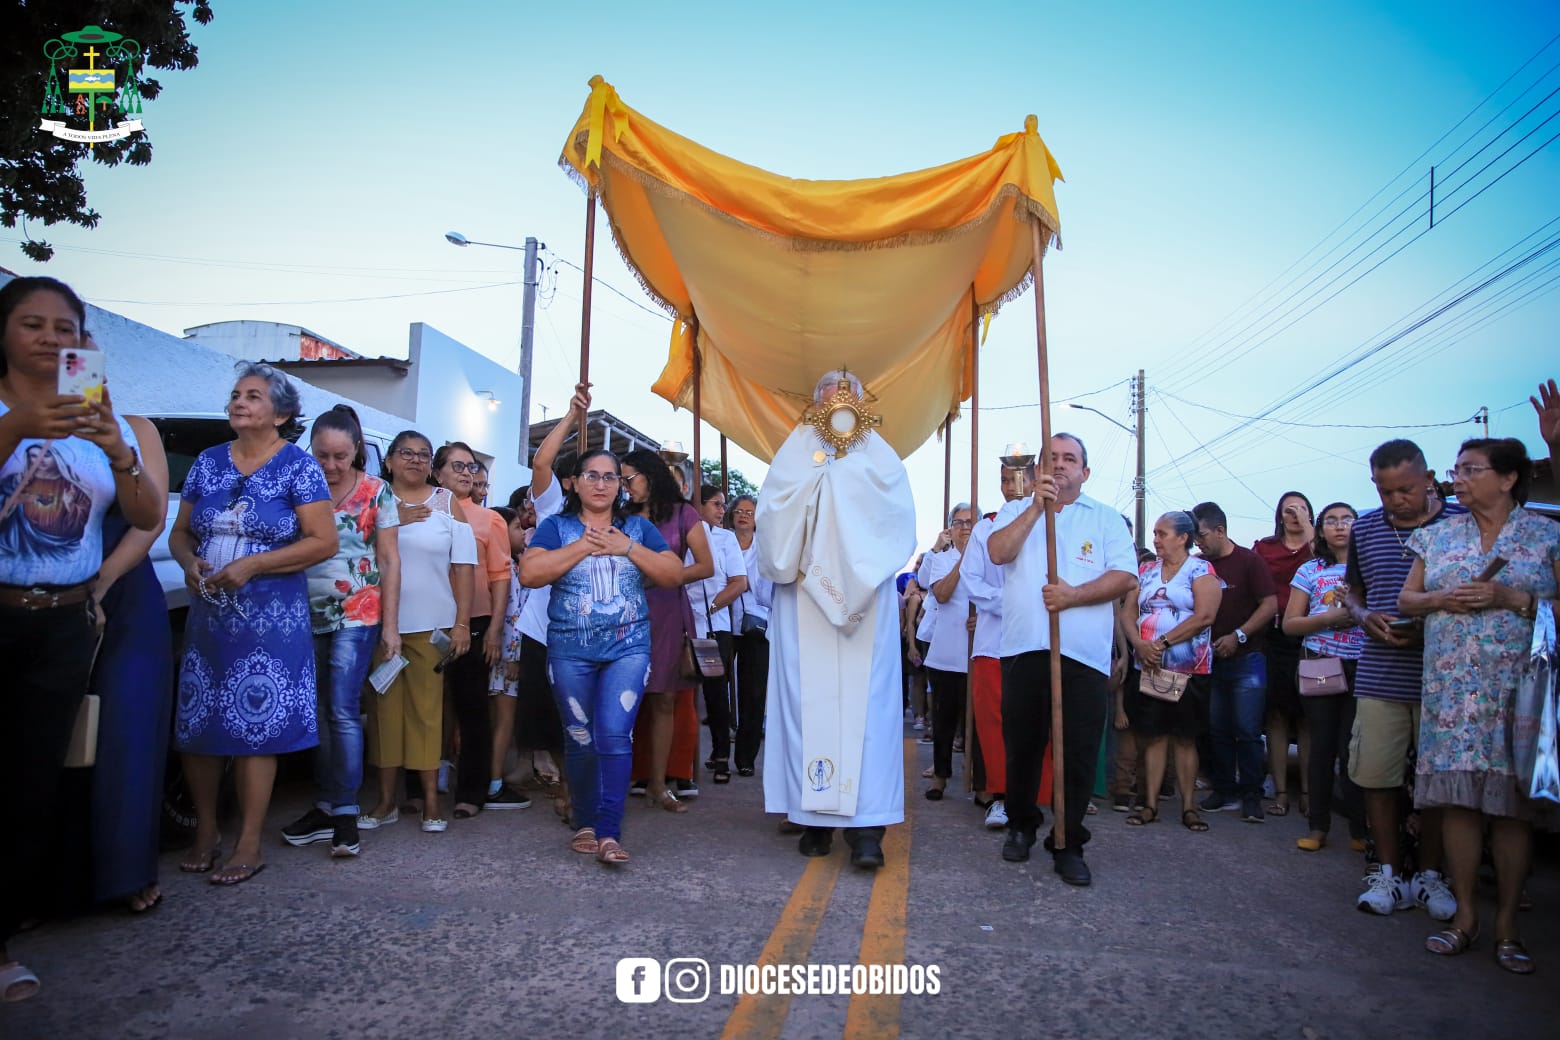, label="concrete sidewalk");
[6,727,1554,1039]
